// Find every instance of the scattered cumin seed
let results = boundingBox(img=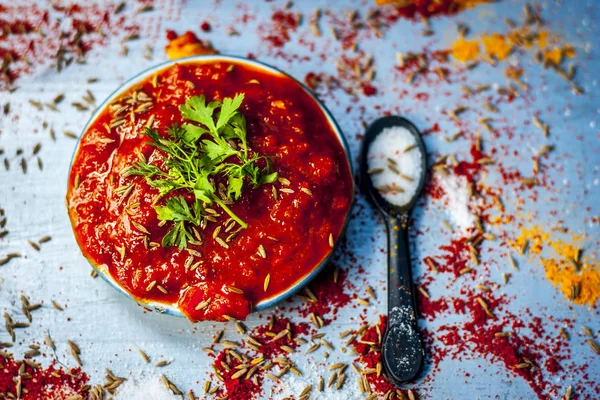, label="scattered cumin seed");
[257,244,266,259]
[228,286,243,295]
[38,235,52,245]
[416,285,430,299]
[221,340,239,348]
[366,286,376,299]
[51,301,63,311]
[265,373,279,381]
[306,343,320,354]
[520,177,537,186]
[476,297,495,319]
[586,339,600,355]
[157,285,168,294]
[28,240,41,251]
[138,348,150,363]
[215,237,229,249]
[565,385,573,400]
[581,326,593,337]
[44,332,56,350]
[156,360,171,367]
[355,297,370,306]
